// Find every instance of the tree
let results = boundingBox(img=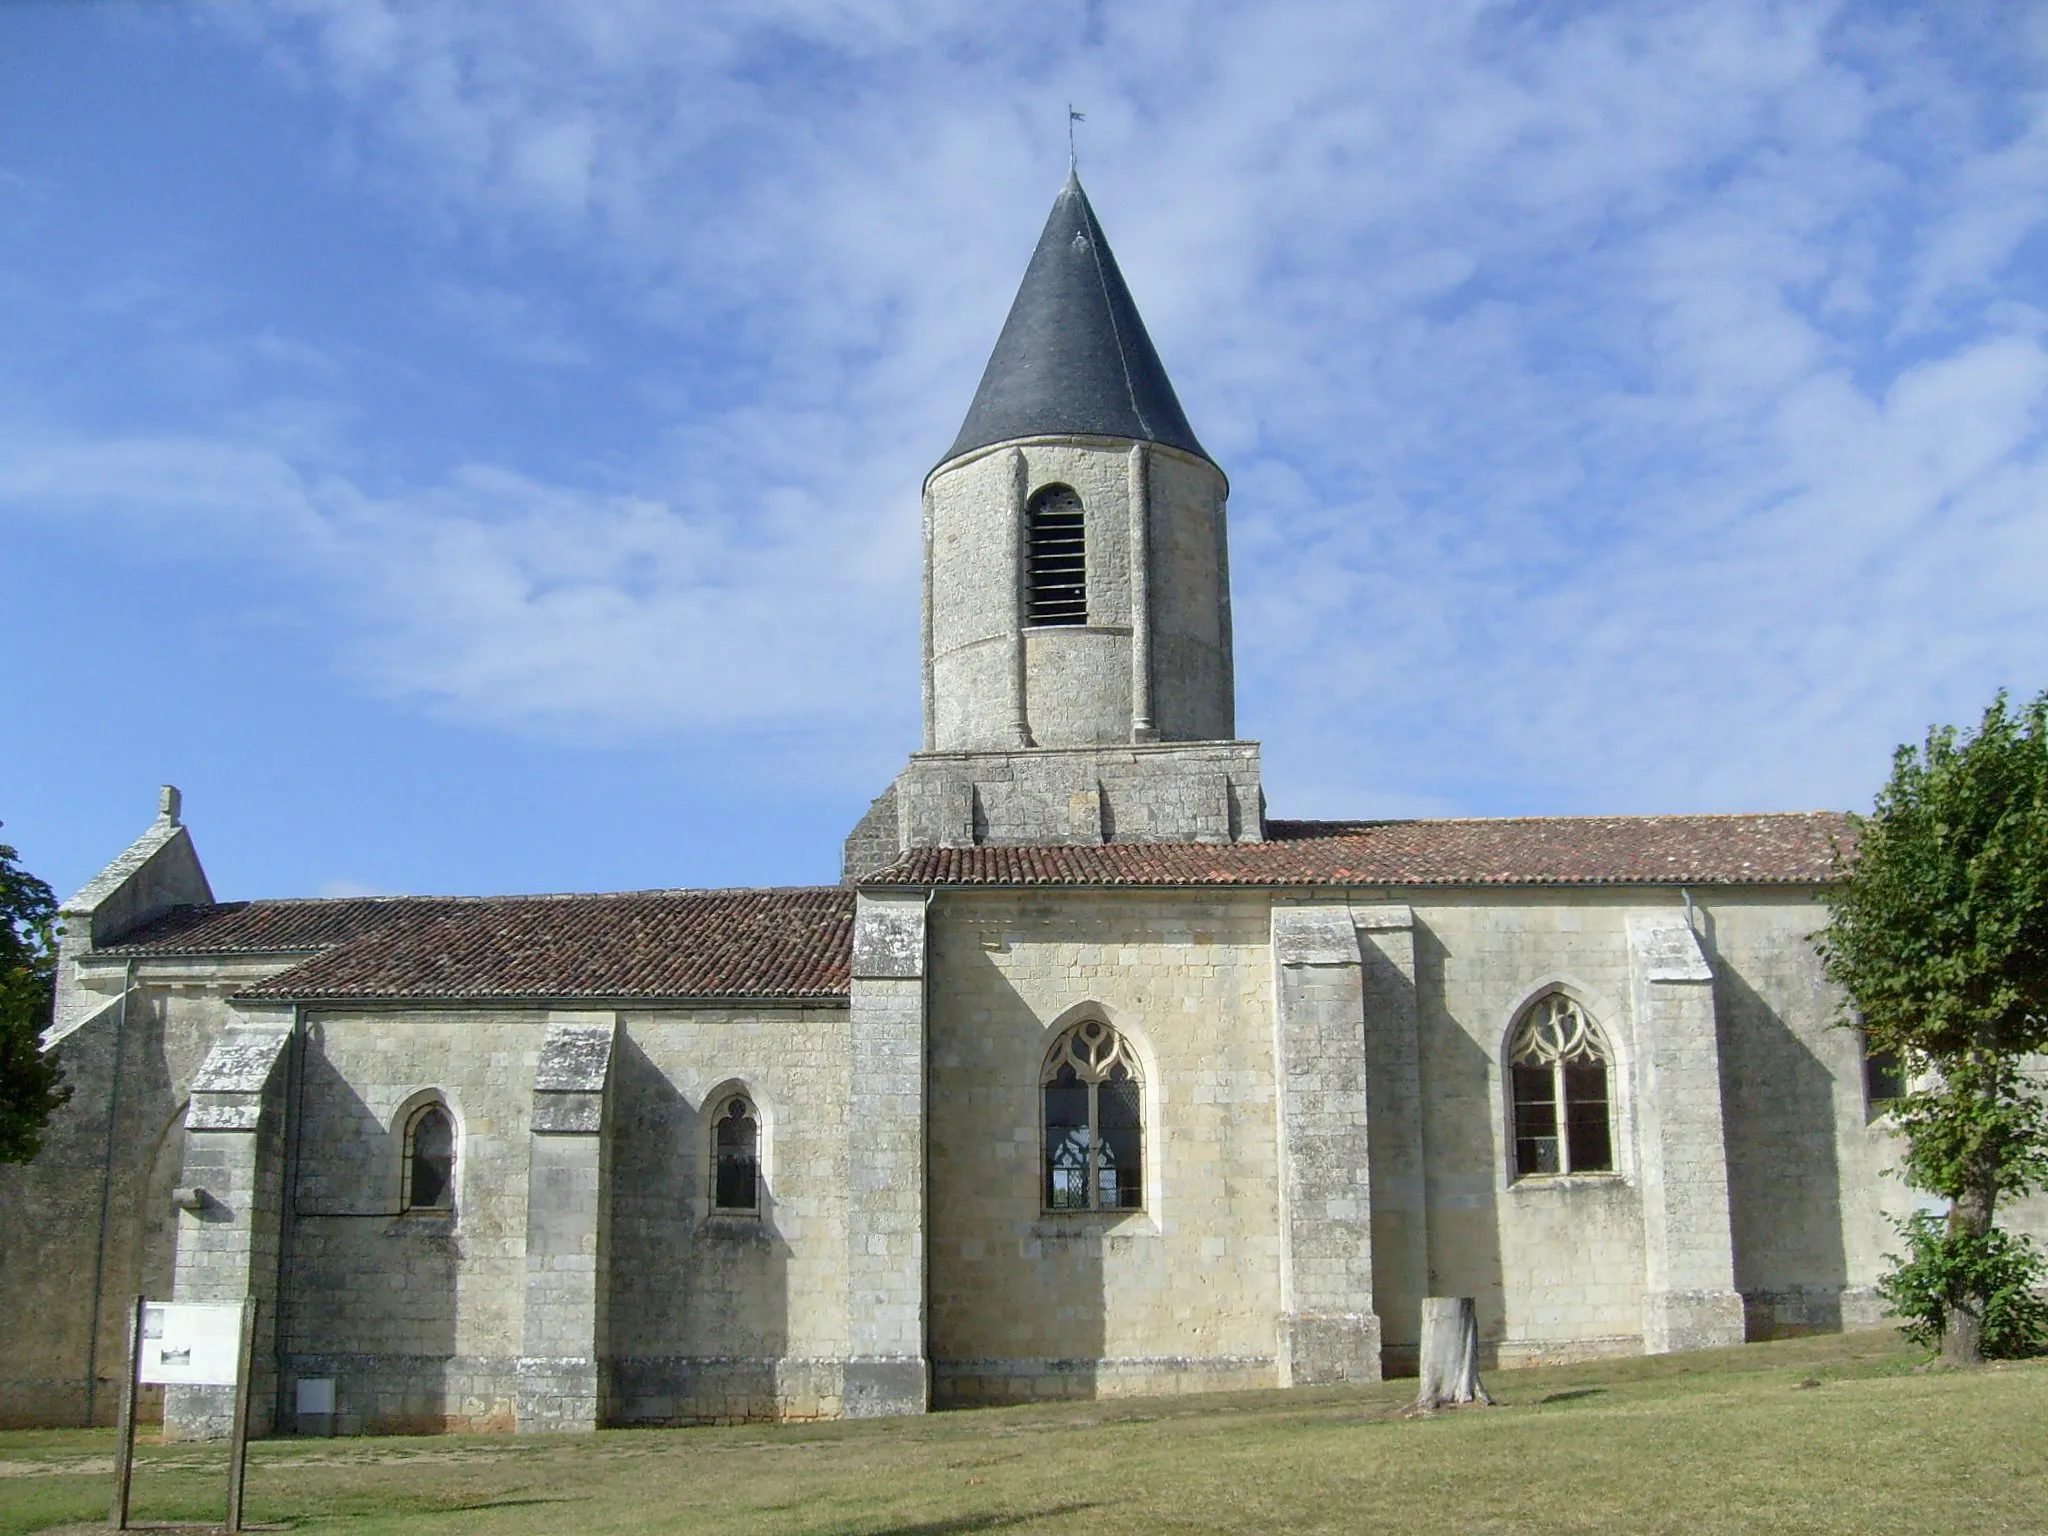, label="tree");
[1816,691,2048,1363]
[0,826,66,1164]
[1415,1296,1493,1410]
